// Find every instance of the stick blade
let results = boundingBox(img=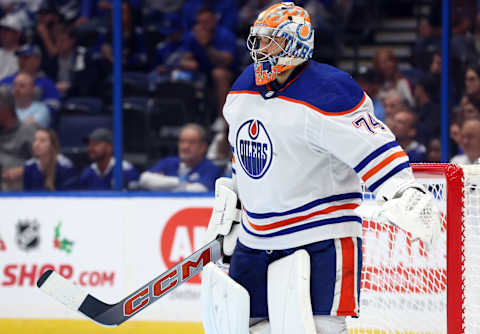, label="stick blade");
[37,269,89,314]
